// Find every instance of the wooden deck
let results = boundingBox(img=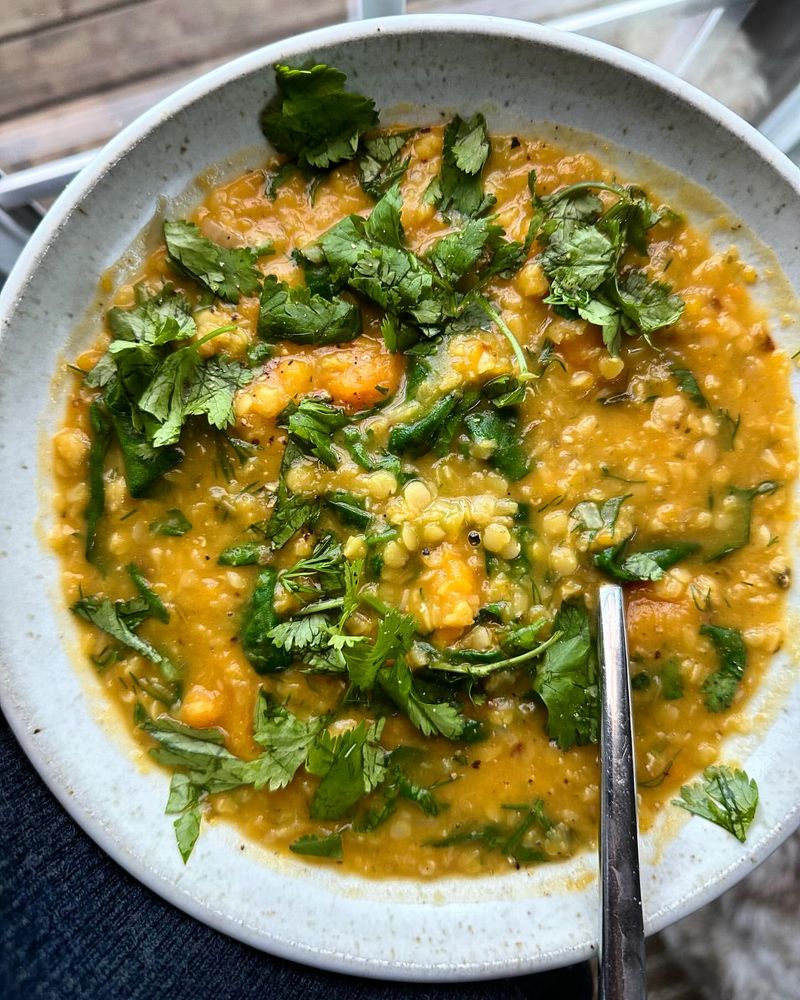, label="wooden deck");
[0,0,346,170]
